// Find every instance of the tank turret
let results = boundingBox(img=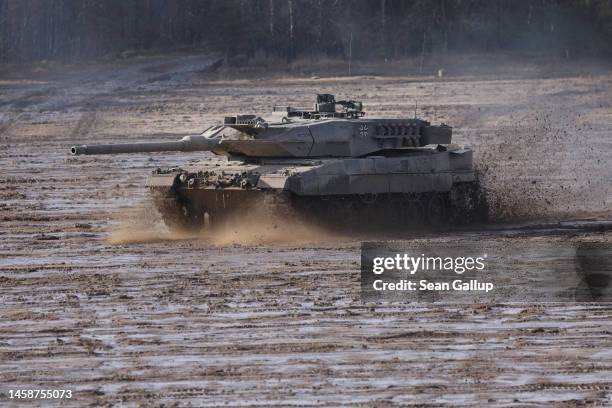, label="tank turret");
[72,94,452,158]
